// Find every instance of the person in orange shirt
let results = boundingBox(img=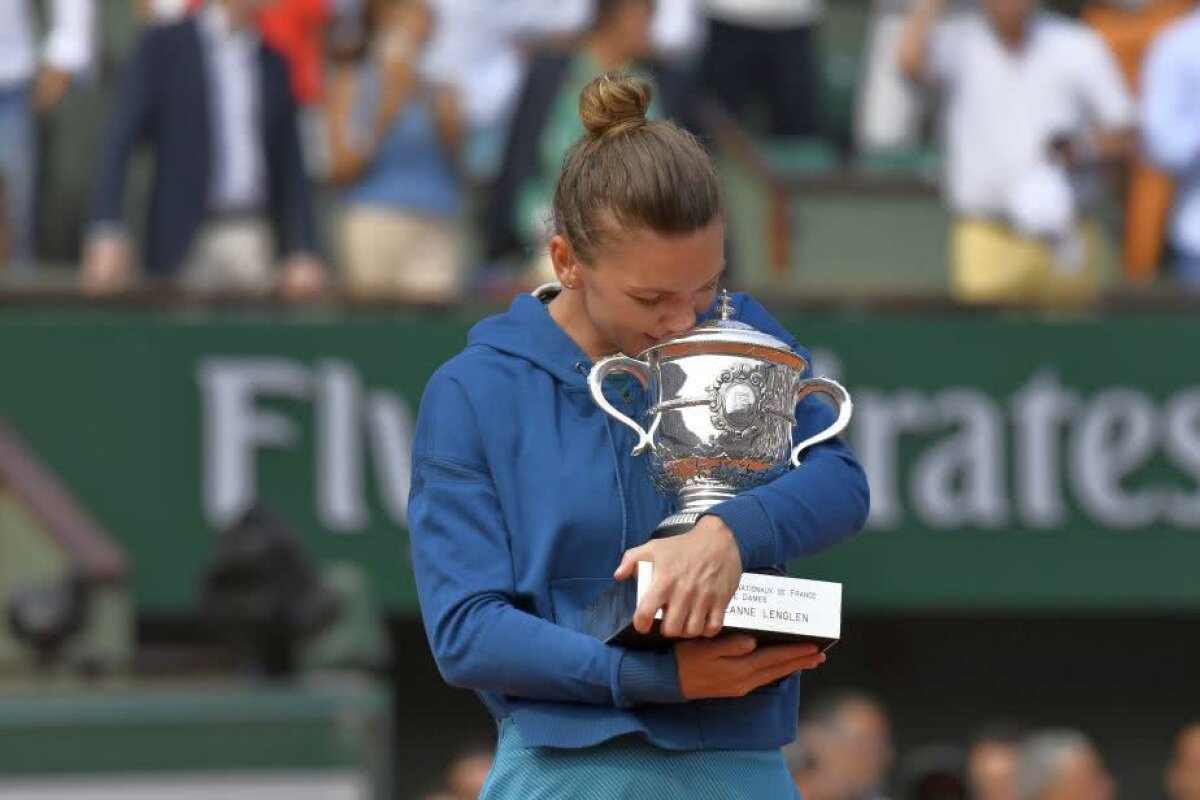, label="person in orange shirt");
[256,0,330,106]
[1083,0,1195,281]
